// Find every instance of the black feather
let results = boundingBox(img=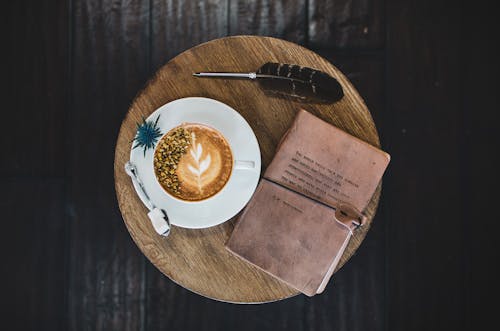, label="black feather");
[256,62,344,103]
